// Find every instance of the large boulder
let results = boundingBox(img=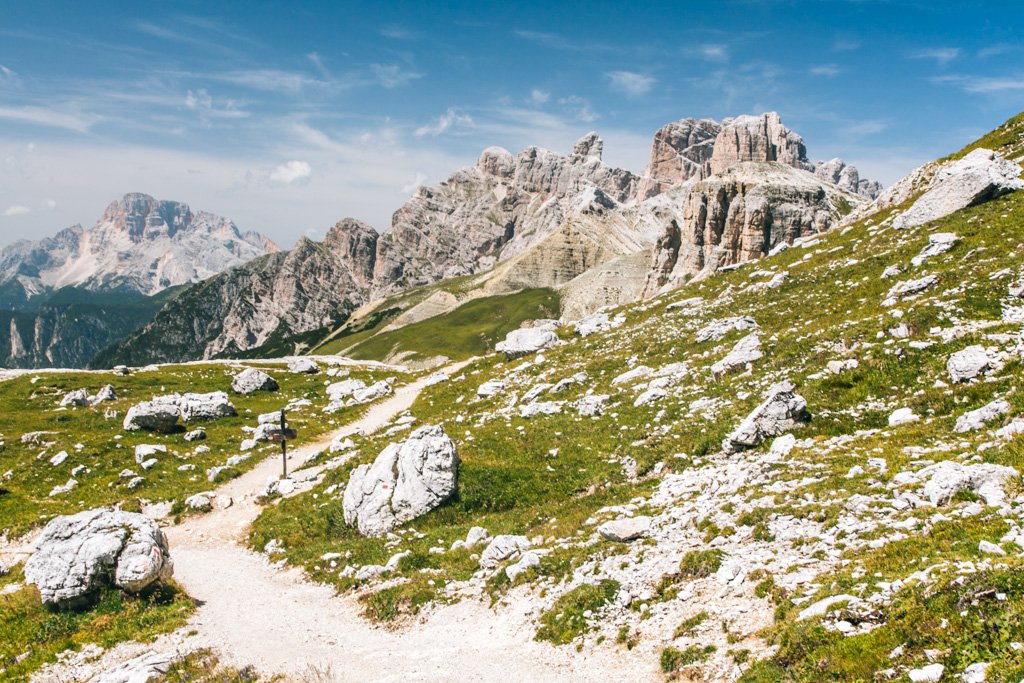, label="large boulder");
[722,380,809,453]
[919,461,1018,506]
[231,368,279,394]
[955,398,1011,433]
[893,148,1024,230]
[24,508,173,609]
[178,392,236,421]
[123,401,179,432]
[947,345,991,382]
[342,425,459,537]
[495,328,558,359]
[288,358,320,374]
